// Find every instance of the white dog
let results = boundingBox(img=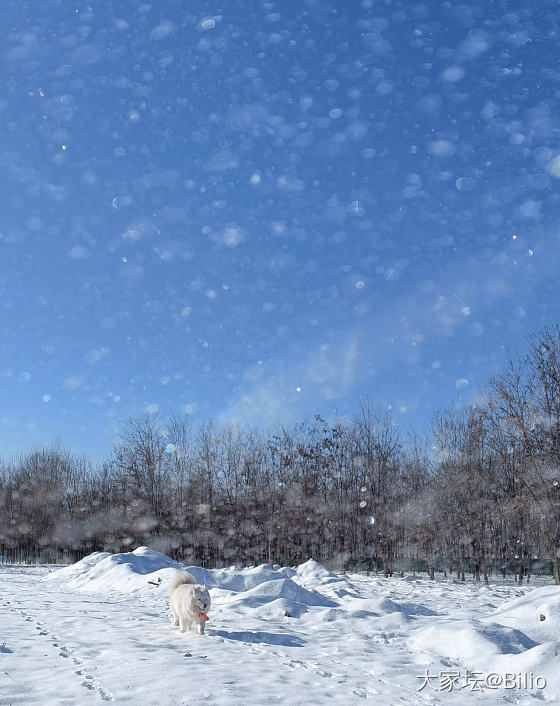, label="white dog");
[168,571,211,635]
